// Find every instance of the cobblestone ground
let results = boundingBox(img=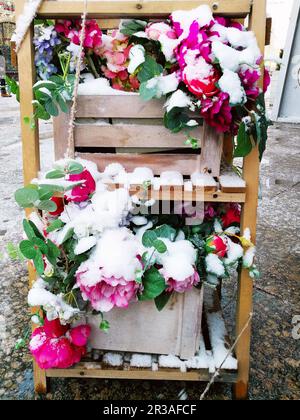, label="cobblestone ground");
[0,97,299,400]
